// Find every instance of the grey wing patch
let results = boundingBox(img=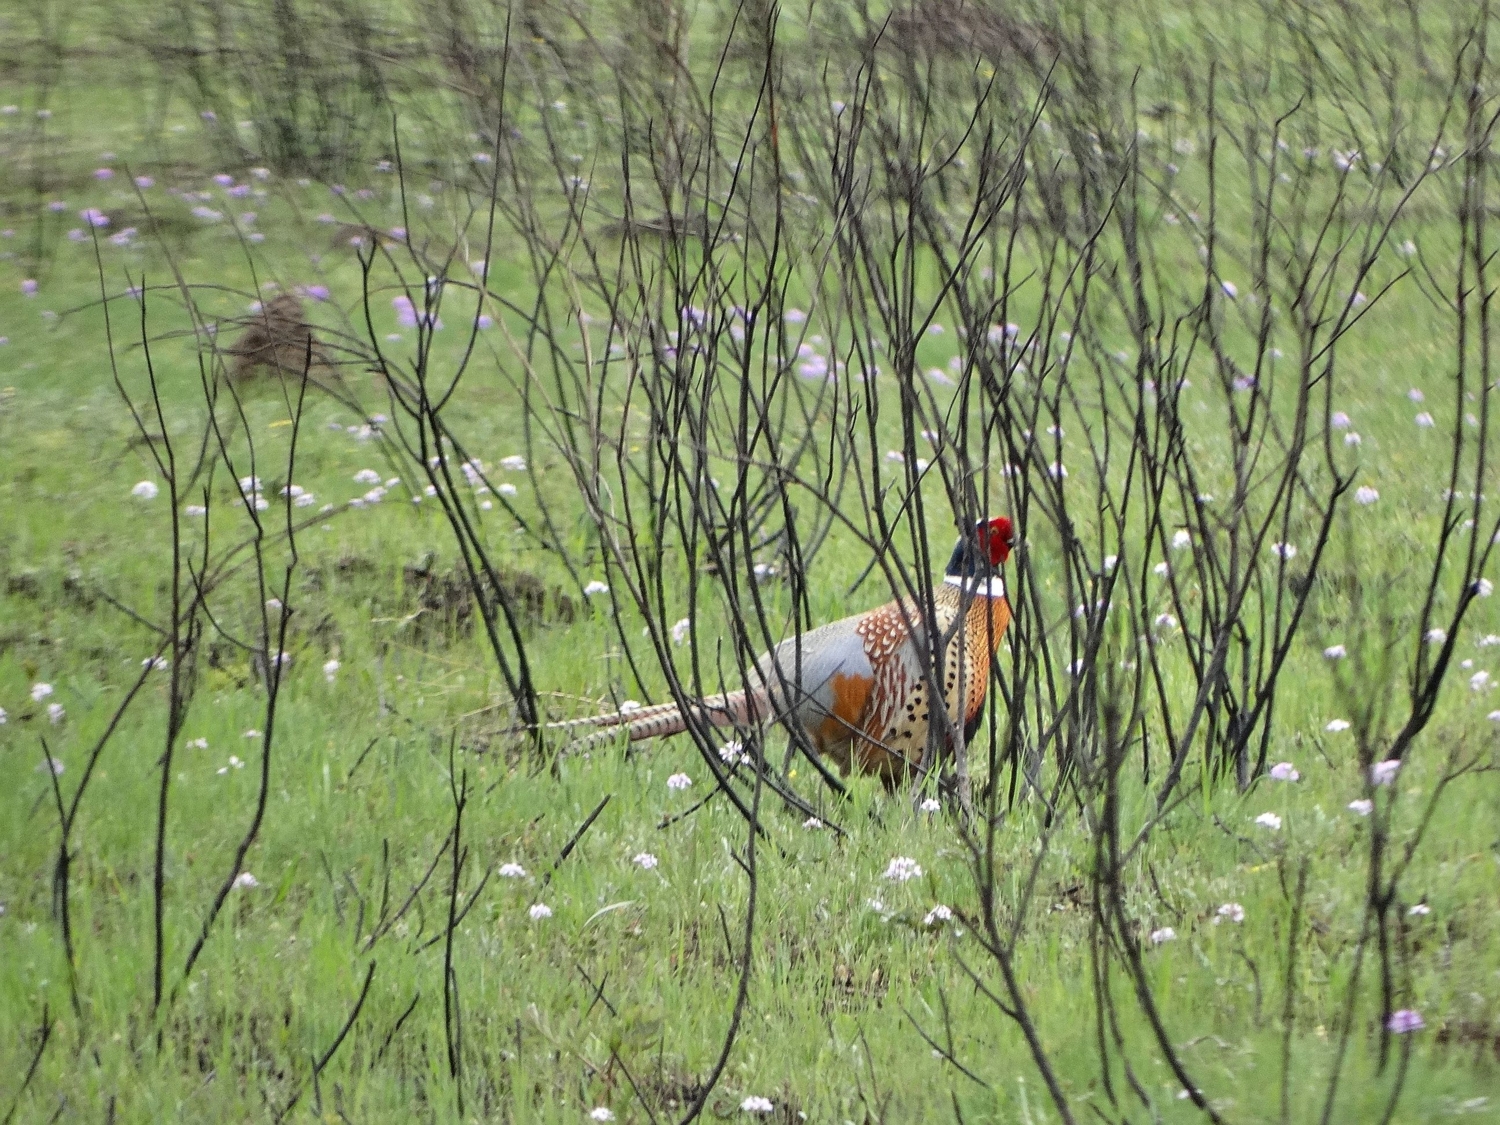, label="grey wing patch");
[756,618,870,733]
